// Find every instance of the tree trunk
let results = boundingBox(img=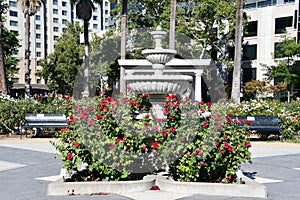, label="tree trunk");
[0,20,8,95]
[169,0,176,50]
[119,0,127,93]
[82,20,89,97]
[231,0,243,103]
[24,13,31,98]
